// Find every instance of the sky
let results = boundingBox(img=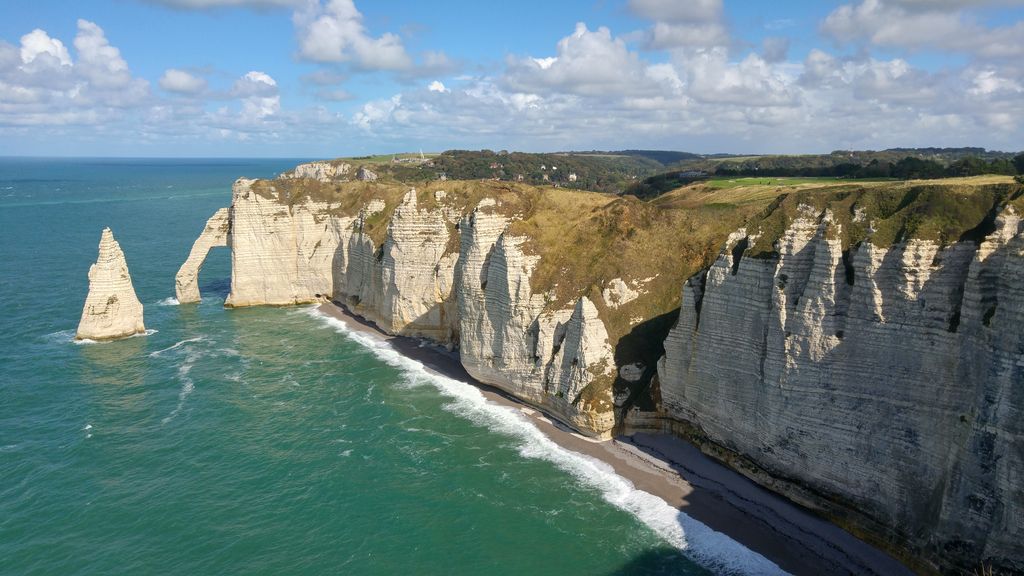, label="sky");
[1,0,1023,157]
